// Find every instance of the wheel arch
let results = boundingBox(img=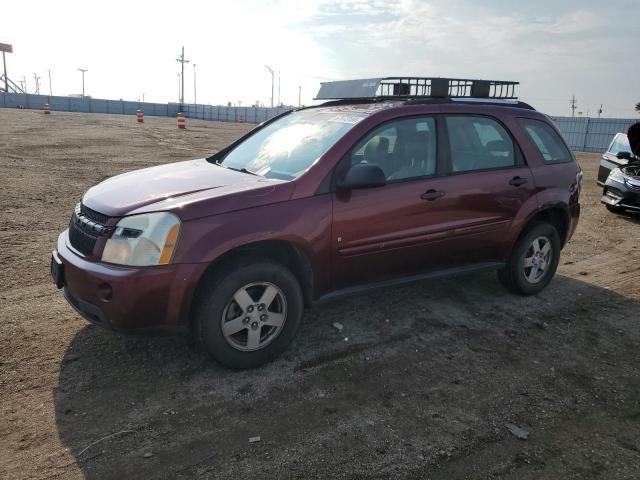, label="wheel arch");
[191,239,315,317]
[519,205,570,248]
